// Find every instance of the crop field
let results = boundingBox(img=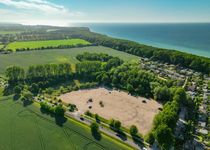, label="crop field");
[0,46,139,74]
[0,92,132,150]
[5,39,91,51]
